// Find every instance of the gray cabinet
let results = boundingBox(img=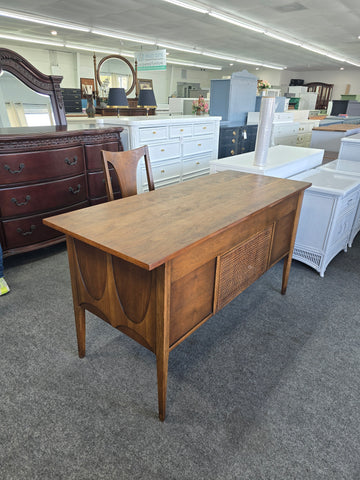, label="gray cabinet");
[210,71,257,124]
